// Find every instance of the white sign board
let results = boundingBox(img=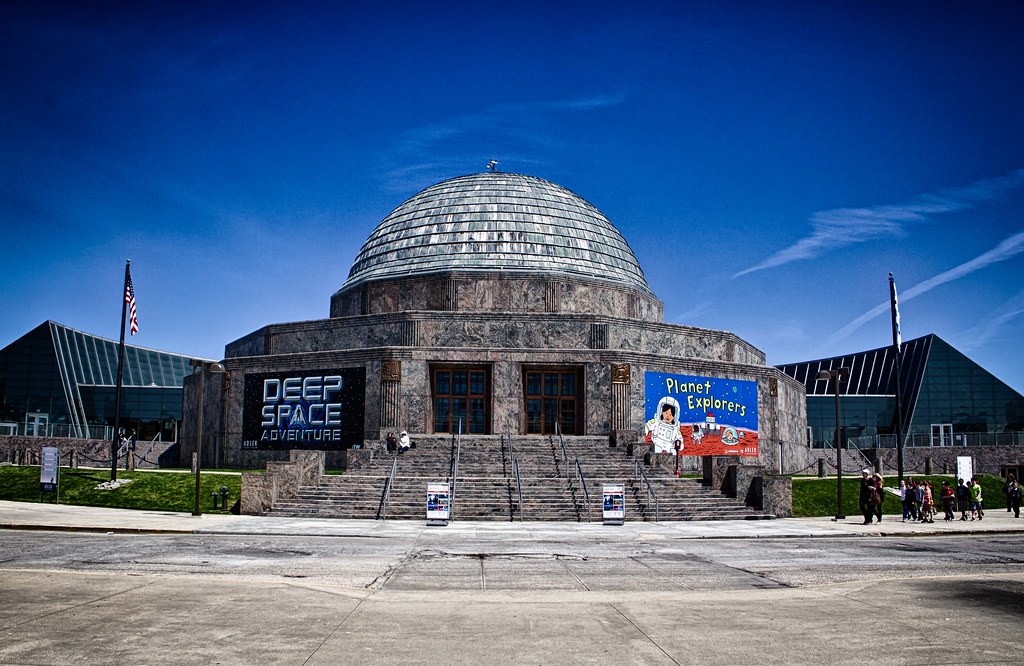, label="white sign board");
[602,483,625,524]
[40,447,59,493]
[427,482,450,523]
[957,456,974,484]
